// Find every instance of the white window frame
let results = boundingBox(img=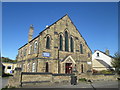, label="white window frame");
[32,63,36,72]
[27,63,30,72]
[34,41,38,53]
[29,45,32,54]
